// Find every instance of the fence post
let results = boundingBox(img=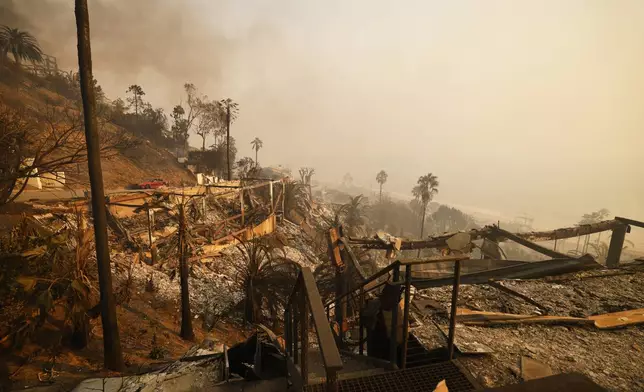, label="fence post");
[447,260,462,360]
